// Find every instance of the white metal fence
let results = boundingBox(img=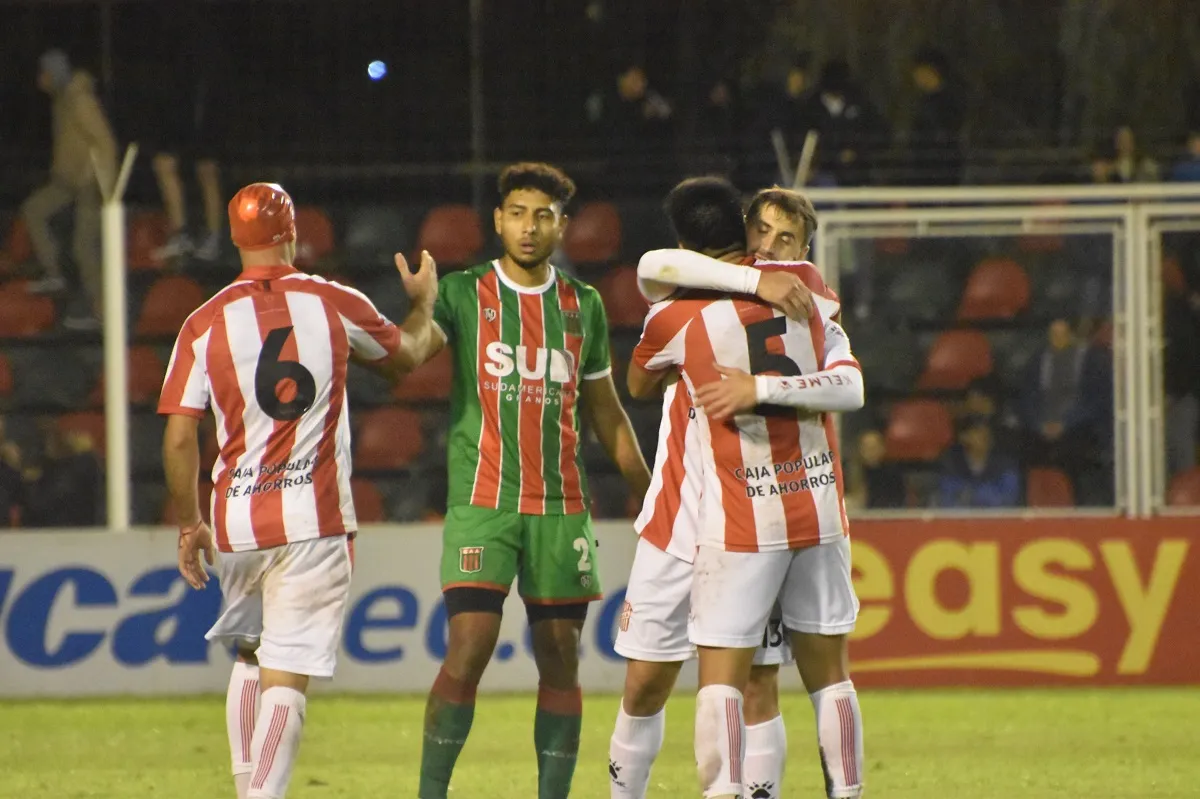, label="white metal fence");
[95,183,1200,529]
